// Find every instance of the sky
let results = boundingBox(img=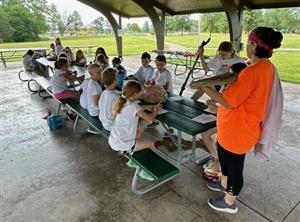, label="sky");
[46,0,199,27]
[46,0,151,27]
